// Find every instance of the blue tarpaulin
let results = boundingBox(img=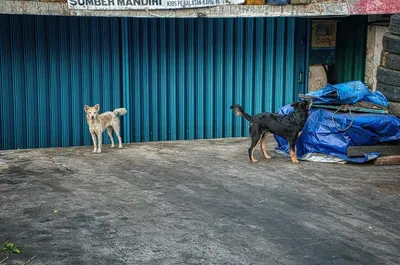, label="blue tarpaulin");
[307,81,389,107]
[274,81,400,163]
